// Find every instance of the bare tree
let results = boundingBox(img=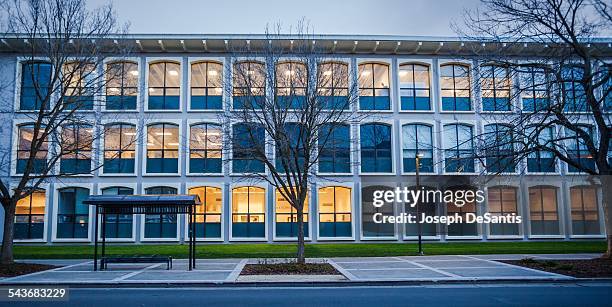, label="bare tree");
[0,0,128,264]
[221,23,365,263]
[457,0,612,257]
